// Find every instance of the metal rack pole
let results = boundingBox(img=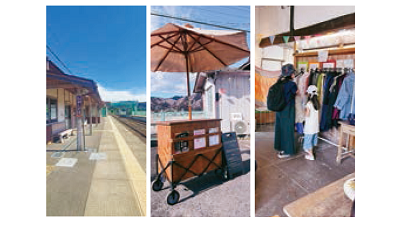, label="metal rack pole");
[318,136,347,151]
